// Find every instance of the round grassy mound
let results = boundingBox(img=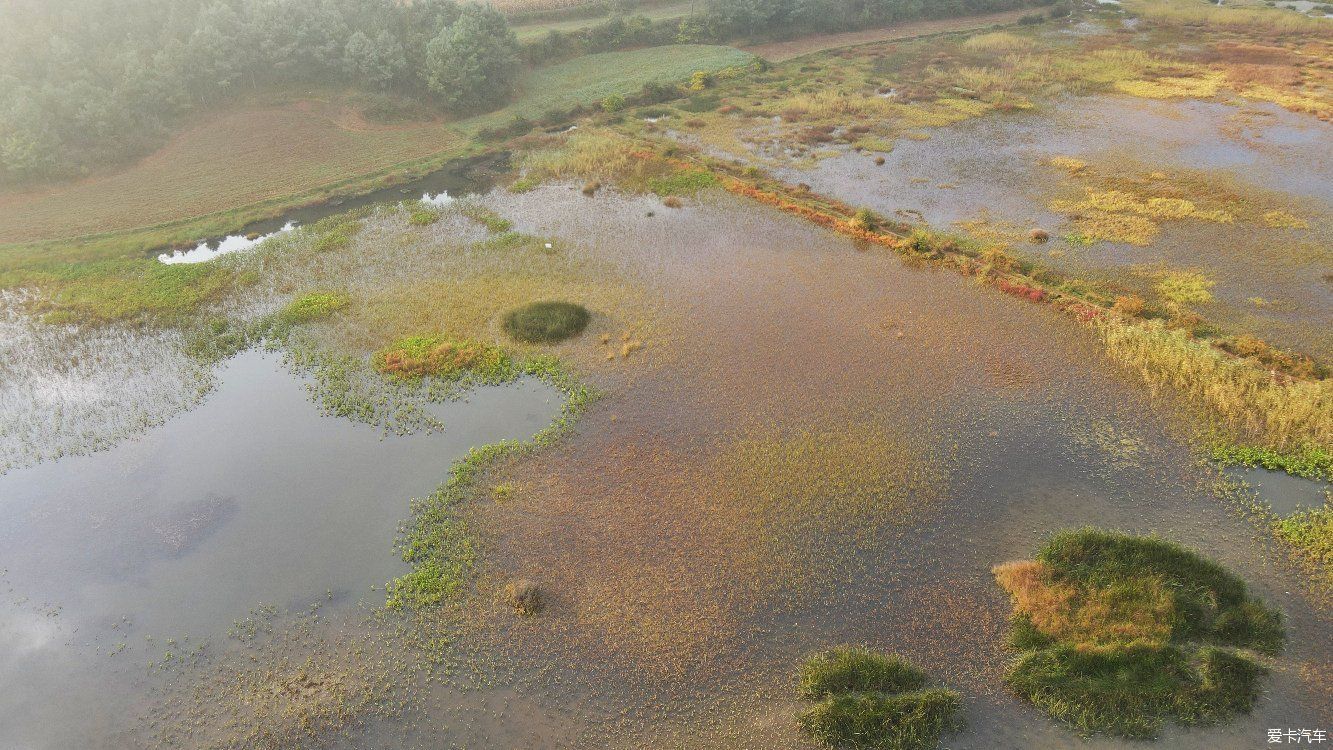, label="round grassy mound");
[993,528,1284,740]
[502,301,590,344]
